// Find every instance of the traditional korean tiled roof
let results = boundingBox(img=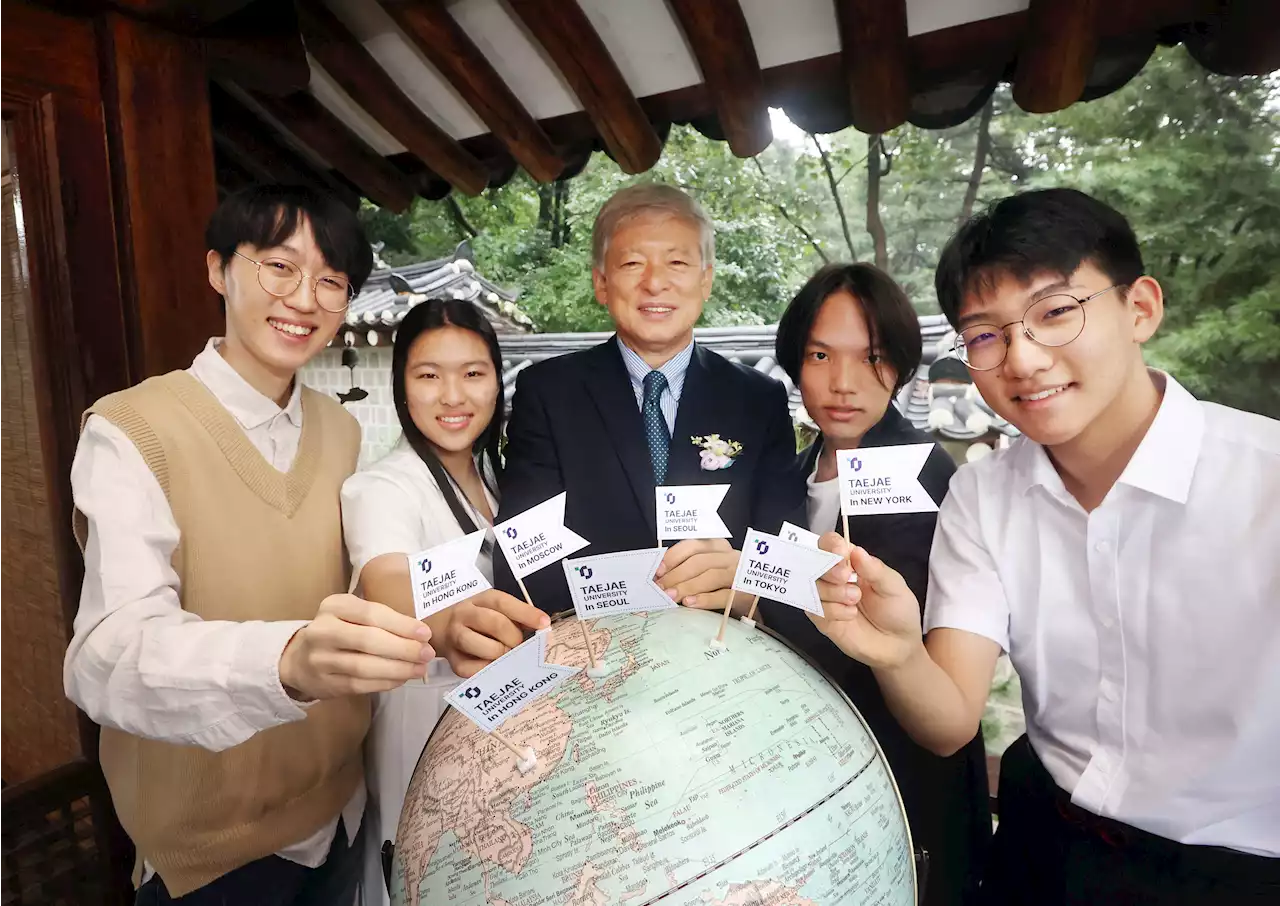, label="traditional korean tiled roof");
[336,240,532,347]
